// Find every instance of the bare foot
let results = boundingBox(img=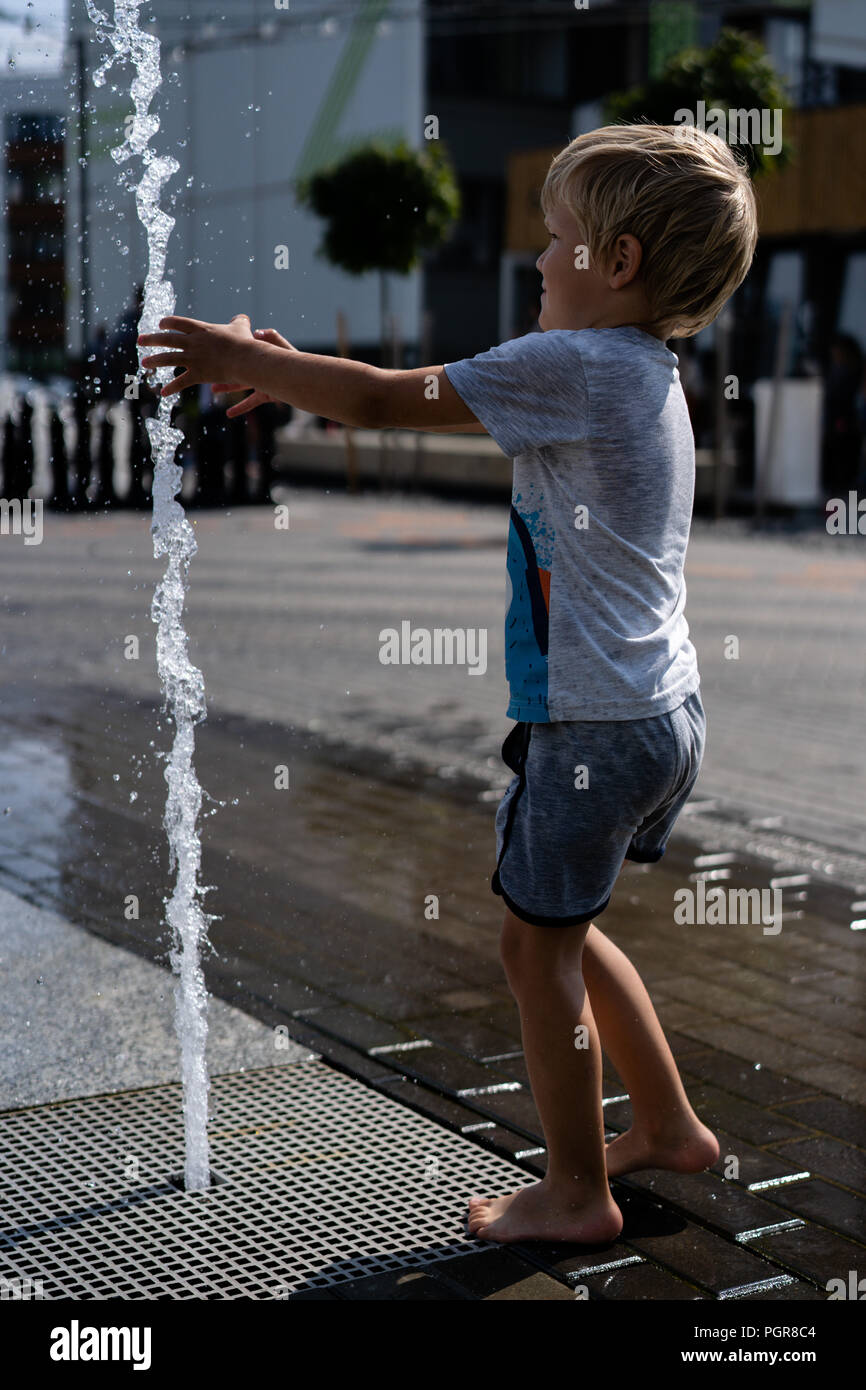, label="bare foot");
[466,1179,623,1245]
[604,1119,719,1179]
